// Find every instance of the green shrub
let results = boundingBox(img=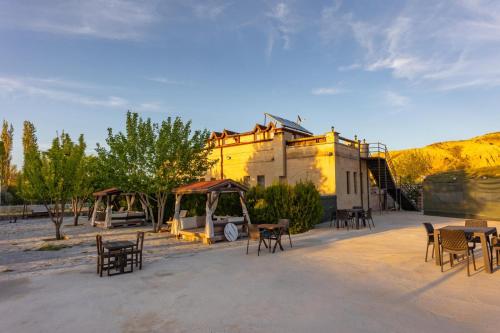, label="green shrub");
[215,192,242,216]
[245,181,322,234]
[289,181,323,233]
